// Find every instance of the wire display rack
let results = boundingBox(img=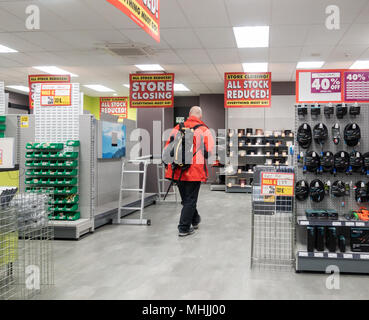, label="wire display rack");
[0,190,54,300]
[251,166,295,271]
